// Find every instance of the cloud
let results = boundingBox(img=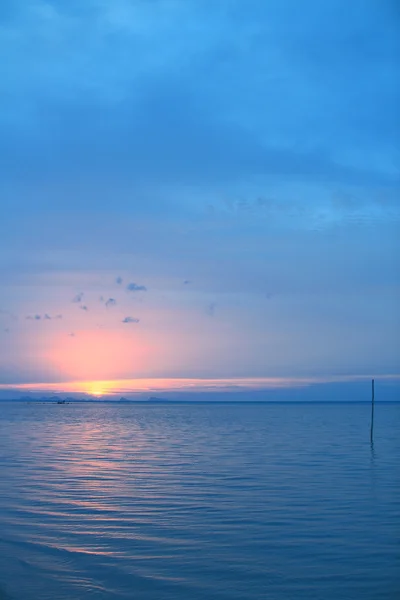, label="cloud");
[183,280,191,285]
[122,316,140,324]
[105,298,117,308]
[0,0,397,202]
[72,293,83,303]
[206,302,216,317]
[116,276,123,285]
[26,313,62,321]
[126,282,147,292]
[68,332,75,337]
[80,305,88,311]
